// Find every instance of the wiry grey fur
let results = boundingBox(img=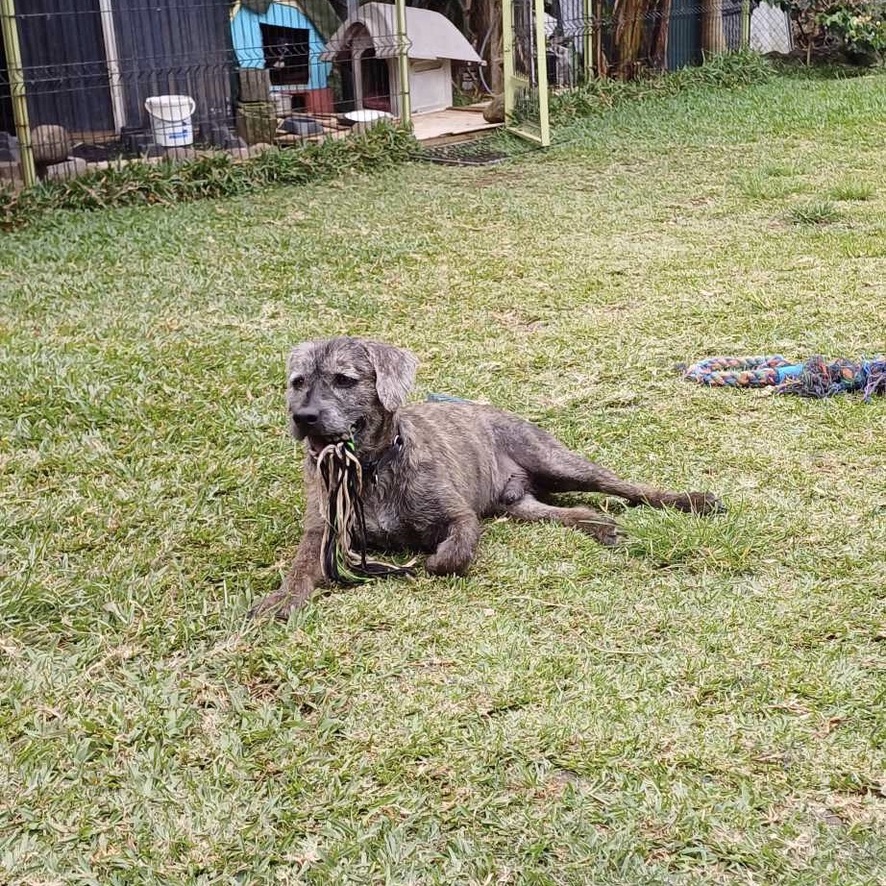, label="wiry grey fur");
[251,337,723,619]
